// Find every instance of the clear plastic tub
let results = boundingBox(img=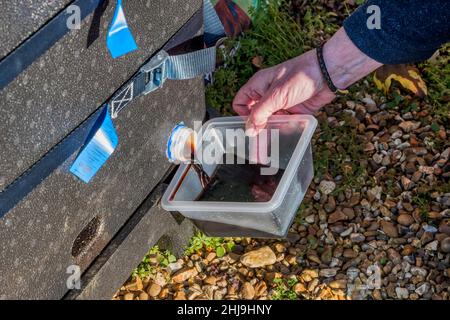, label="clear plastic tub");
[161,115,318,237]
